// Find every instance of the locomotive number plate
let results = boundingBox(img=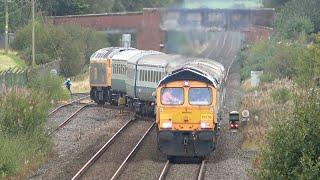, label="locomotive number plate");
[201,114,213,121]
